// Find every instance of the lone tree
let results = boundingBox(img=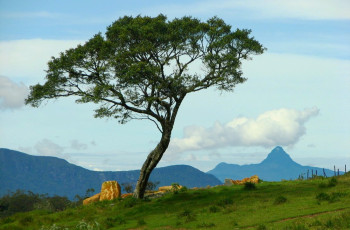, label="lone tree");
[26,15,265,198]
